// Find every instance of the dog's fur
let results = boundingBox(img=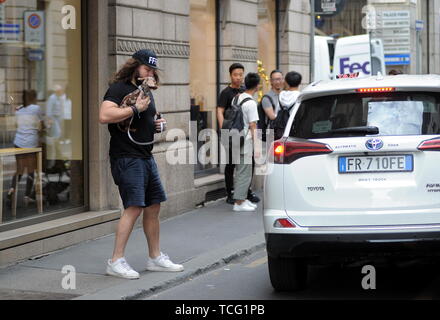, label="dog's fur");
[117,79,151,133]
